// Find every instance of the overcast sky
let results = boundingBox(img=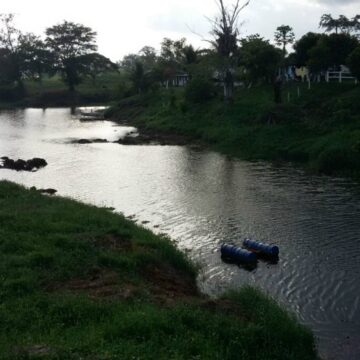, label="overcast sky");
[2,0,359,61]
